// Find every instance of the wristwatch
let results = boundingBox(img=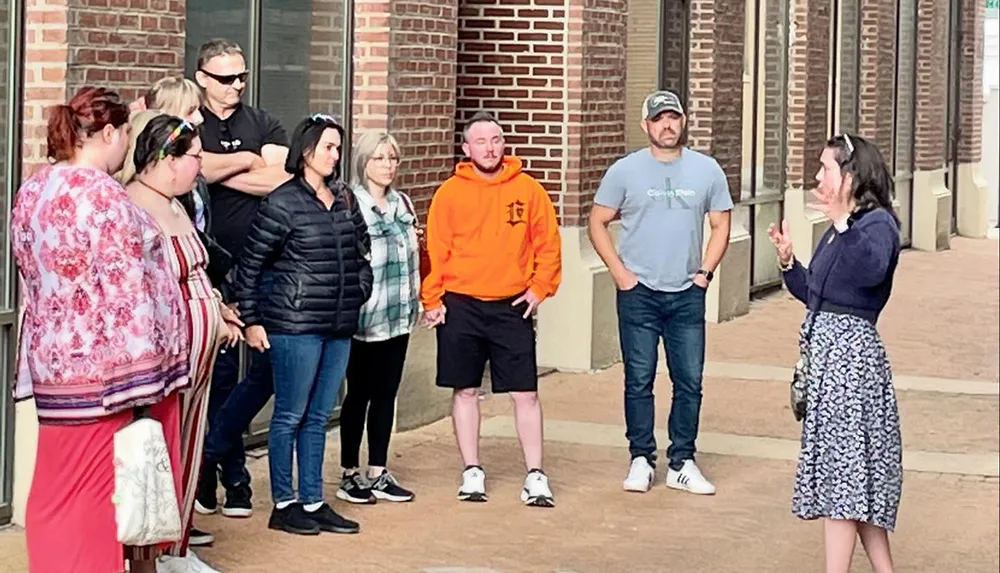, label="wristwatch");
[696,269,714,282]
